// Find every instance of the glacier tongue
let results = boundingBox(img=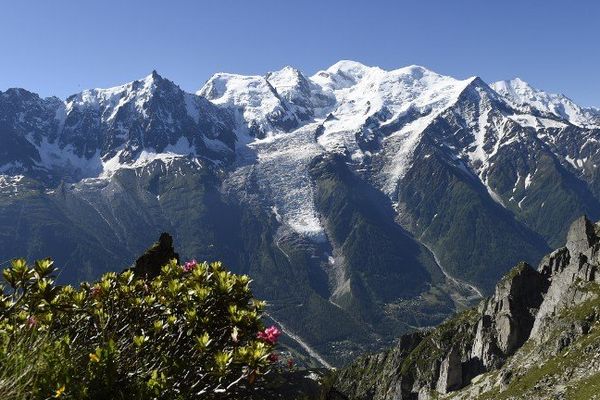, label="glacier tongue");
[234,121,328,242]
[205,62,499,239]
